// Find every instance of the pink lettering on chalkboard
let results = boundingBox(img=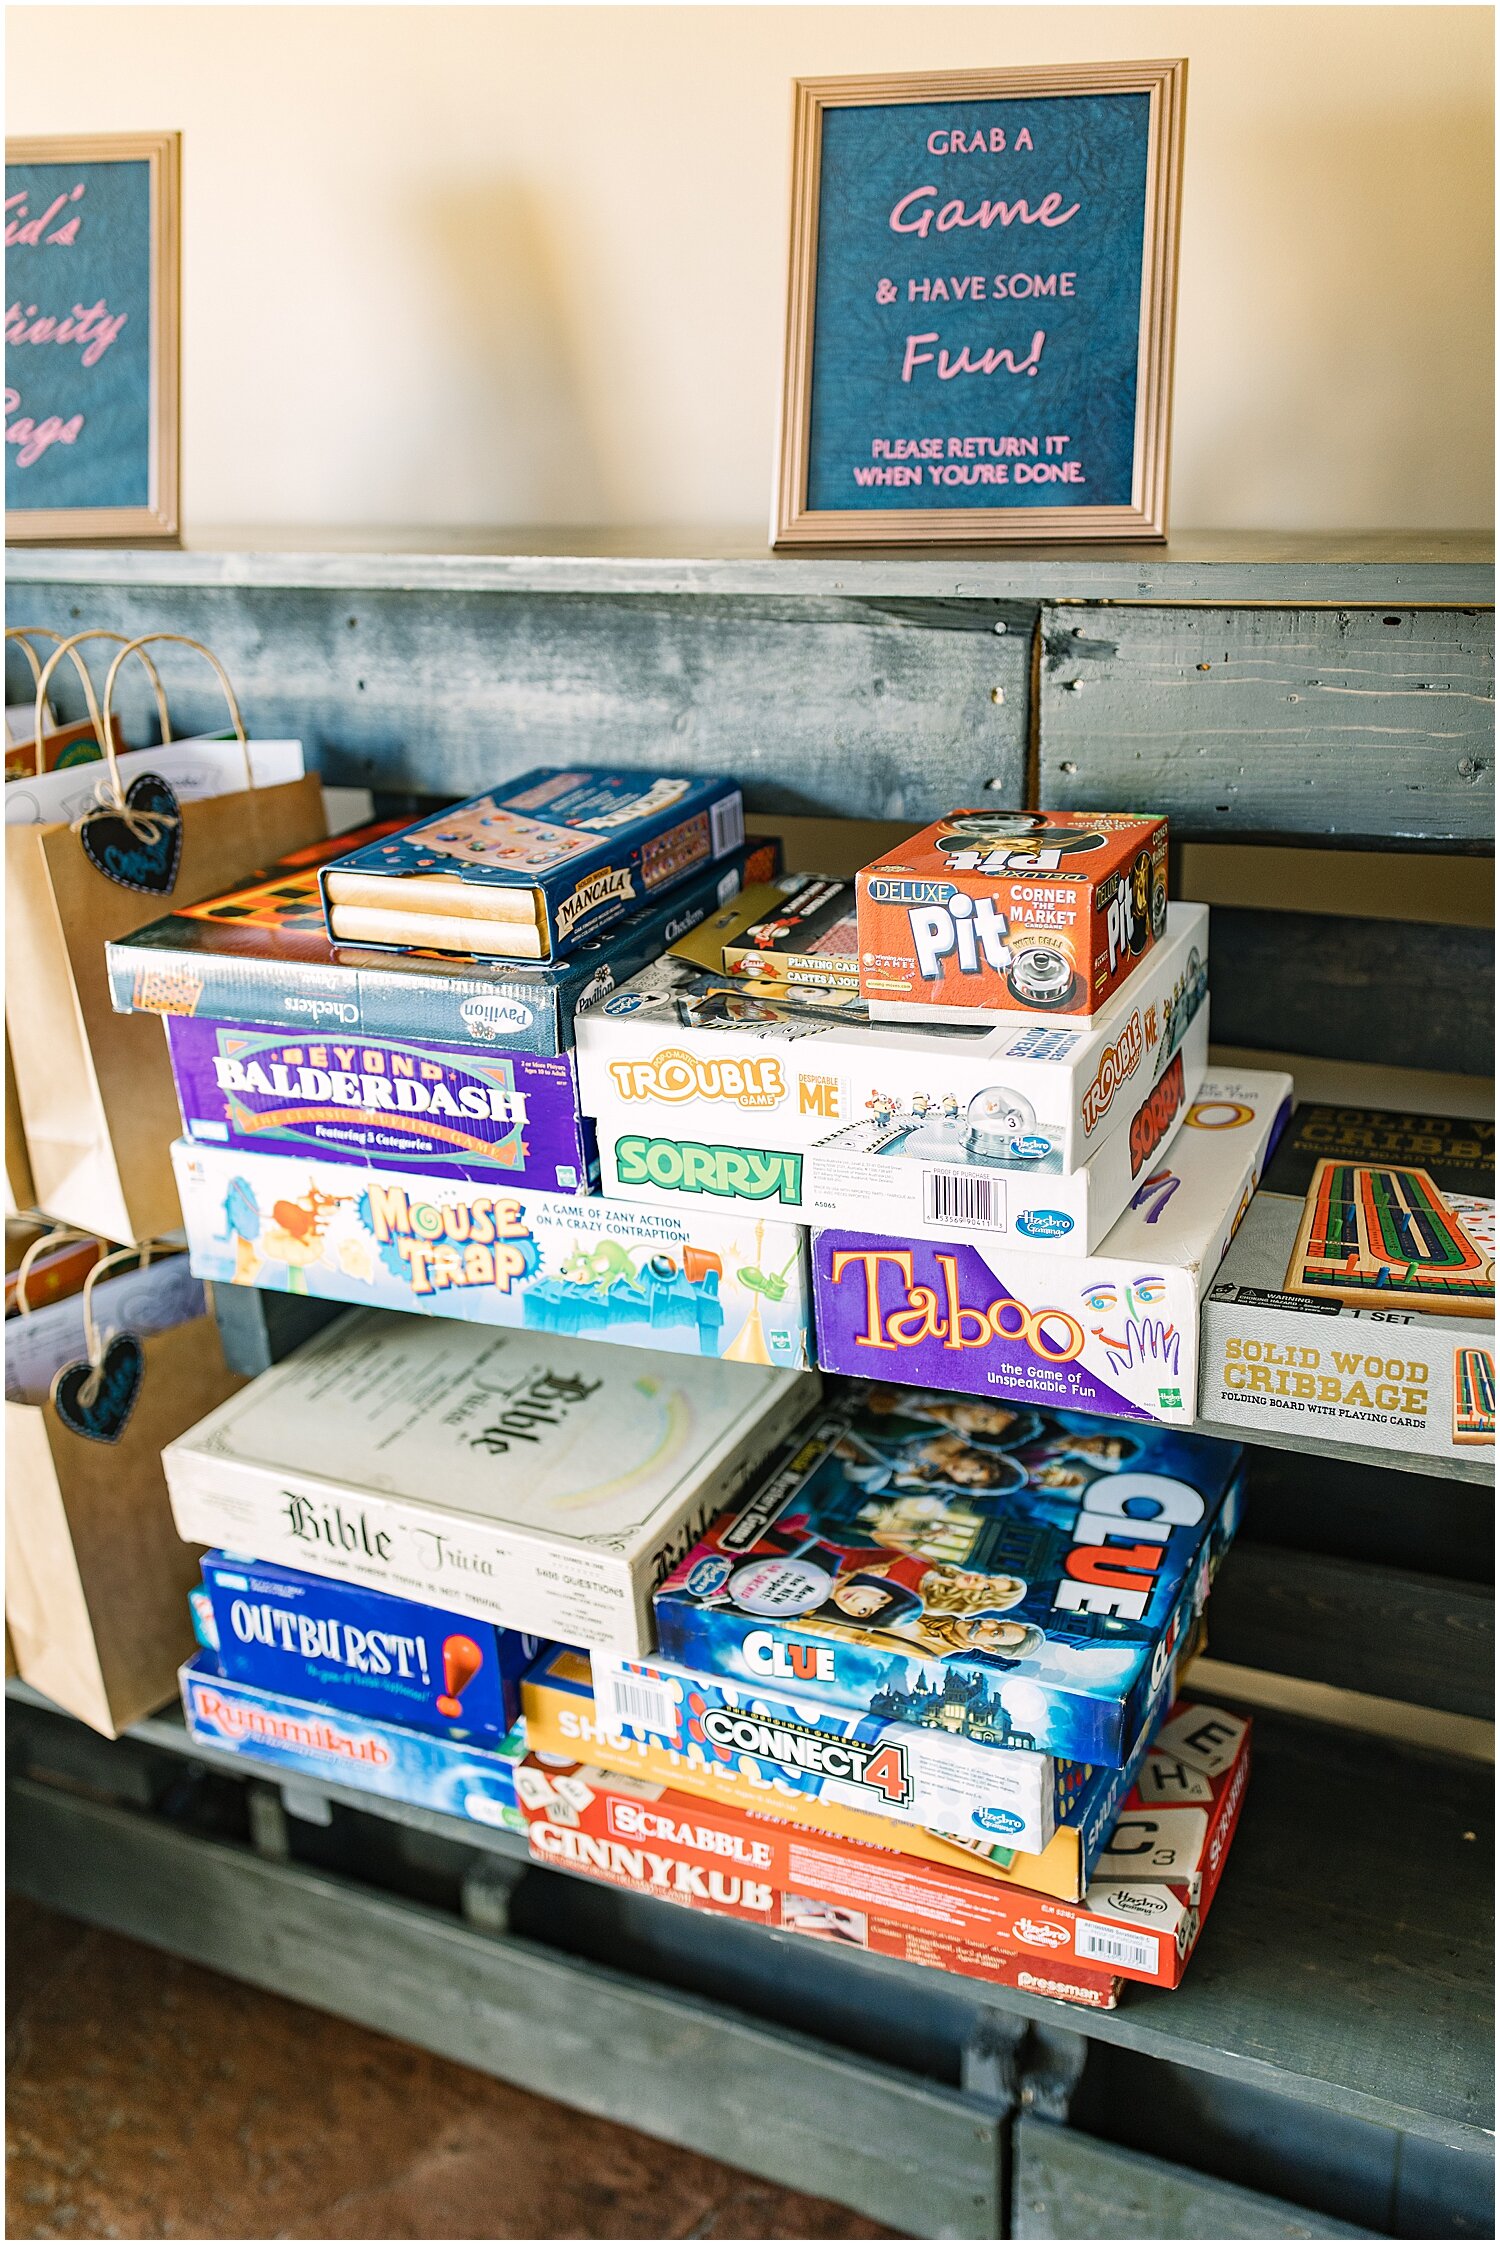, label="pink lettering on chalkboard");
[901,330,1047,383]
[4,299,127,366]
[3,387,85,466]
[4,183,85,247]
[889,187,1080,239]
